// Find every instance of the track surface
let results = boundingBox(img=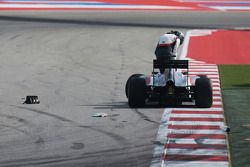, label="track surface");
[0,11,249,167]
